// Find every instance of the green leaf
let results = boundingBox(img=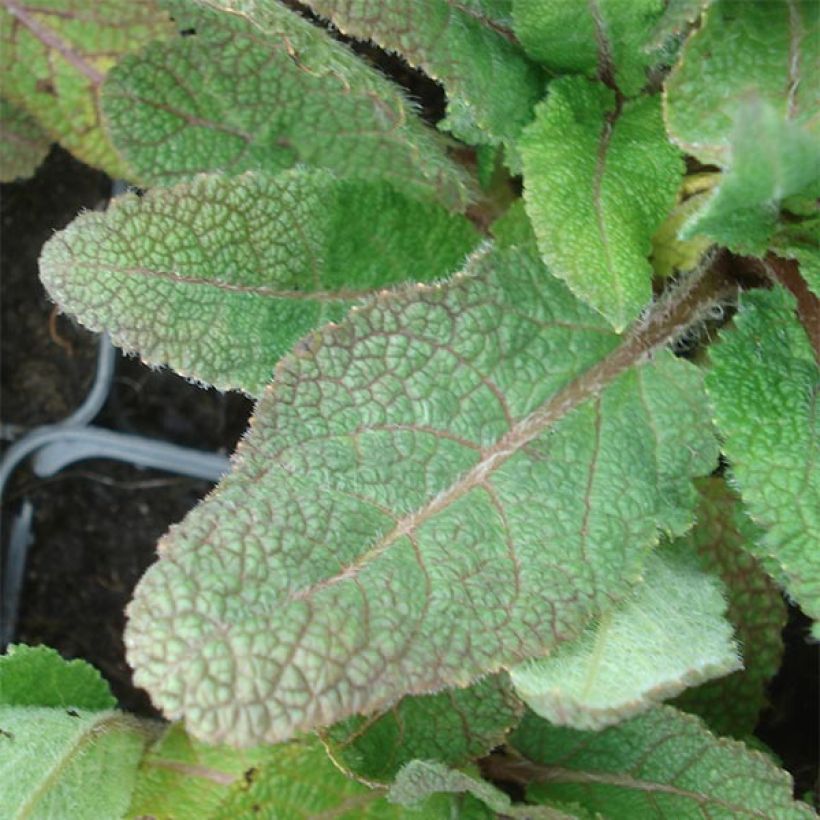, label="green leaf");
[0,644,116,711]
[664,0,819,166]
[0,97,50,182]
[0,0,173,177]
[39,169,478,396]
[651,189,714,278]
[509,542,740,730]
[508,706,814,818]
[644,0,708,52]
[771,216,820,298]
[322,675,522,784]
[681,100,820,255]
[301,0,544,155]
[673,478,788,739]
[101,0,471,210]
[125,245,719,746]
[520,77,683,330]
[512,0,666,97]
[0,707,148,820]
[706,286,819,635]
